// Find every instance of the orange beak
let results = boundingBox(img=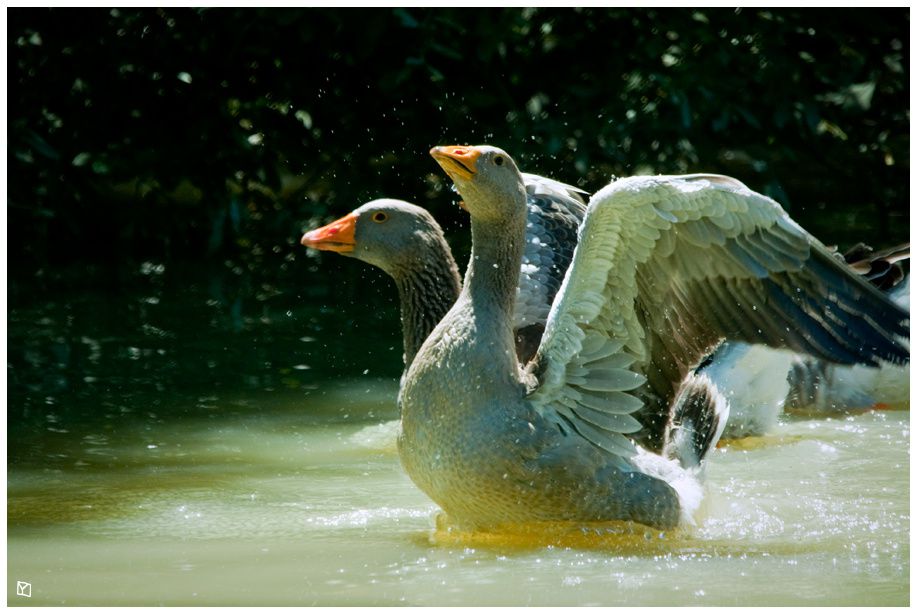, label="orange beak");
[300,212,358,253]
[430,145,481,181]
